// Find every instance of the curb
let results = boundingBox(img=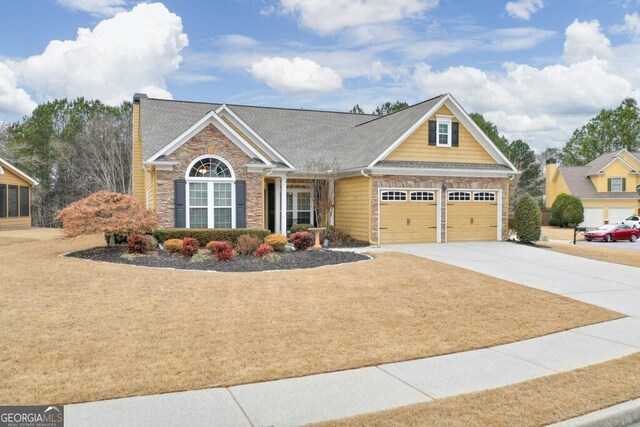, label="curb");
[551,398,640,427]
